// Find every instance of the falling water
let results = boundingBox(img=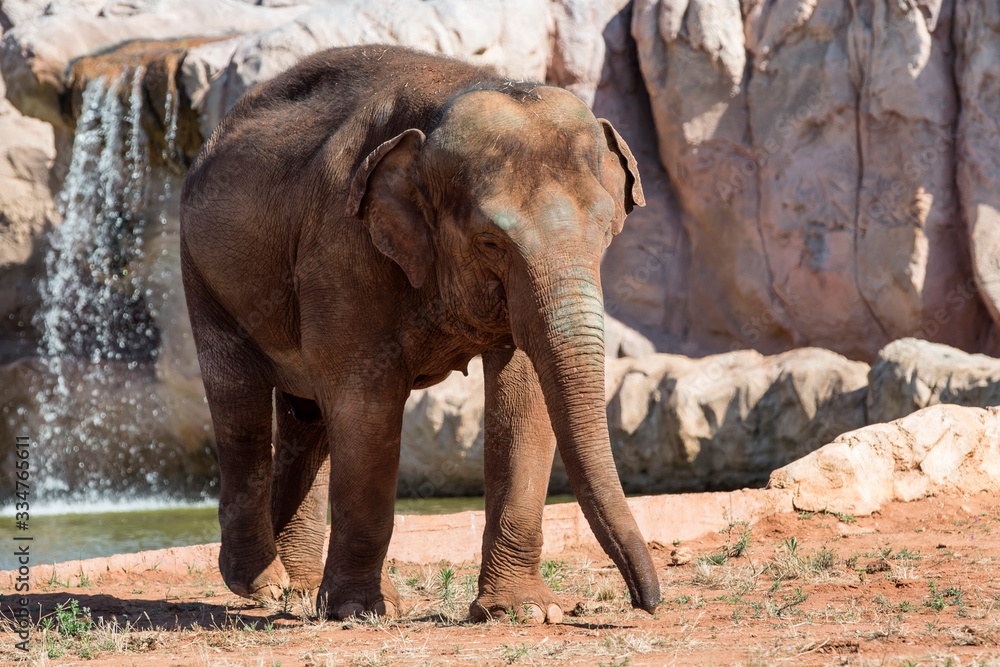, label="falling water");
[27,66,212,504]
